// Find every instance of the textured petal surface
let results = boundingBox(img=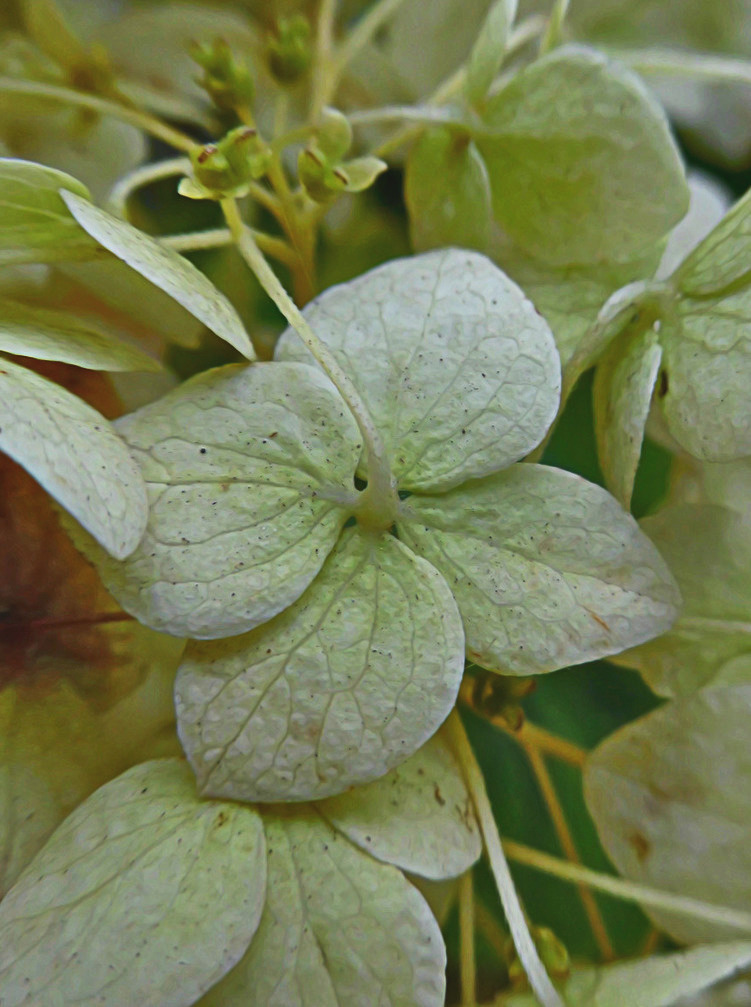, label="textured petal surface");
[276,249,560,492]
[176,529,465,801]
[319,731,481,879]
[200,808,446,1007]
[399,465,680,674]
[0,759,267,1007]
[77,362,361,638]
